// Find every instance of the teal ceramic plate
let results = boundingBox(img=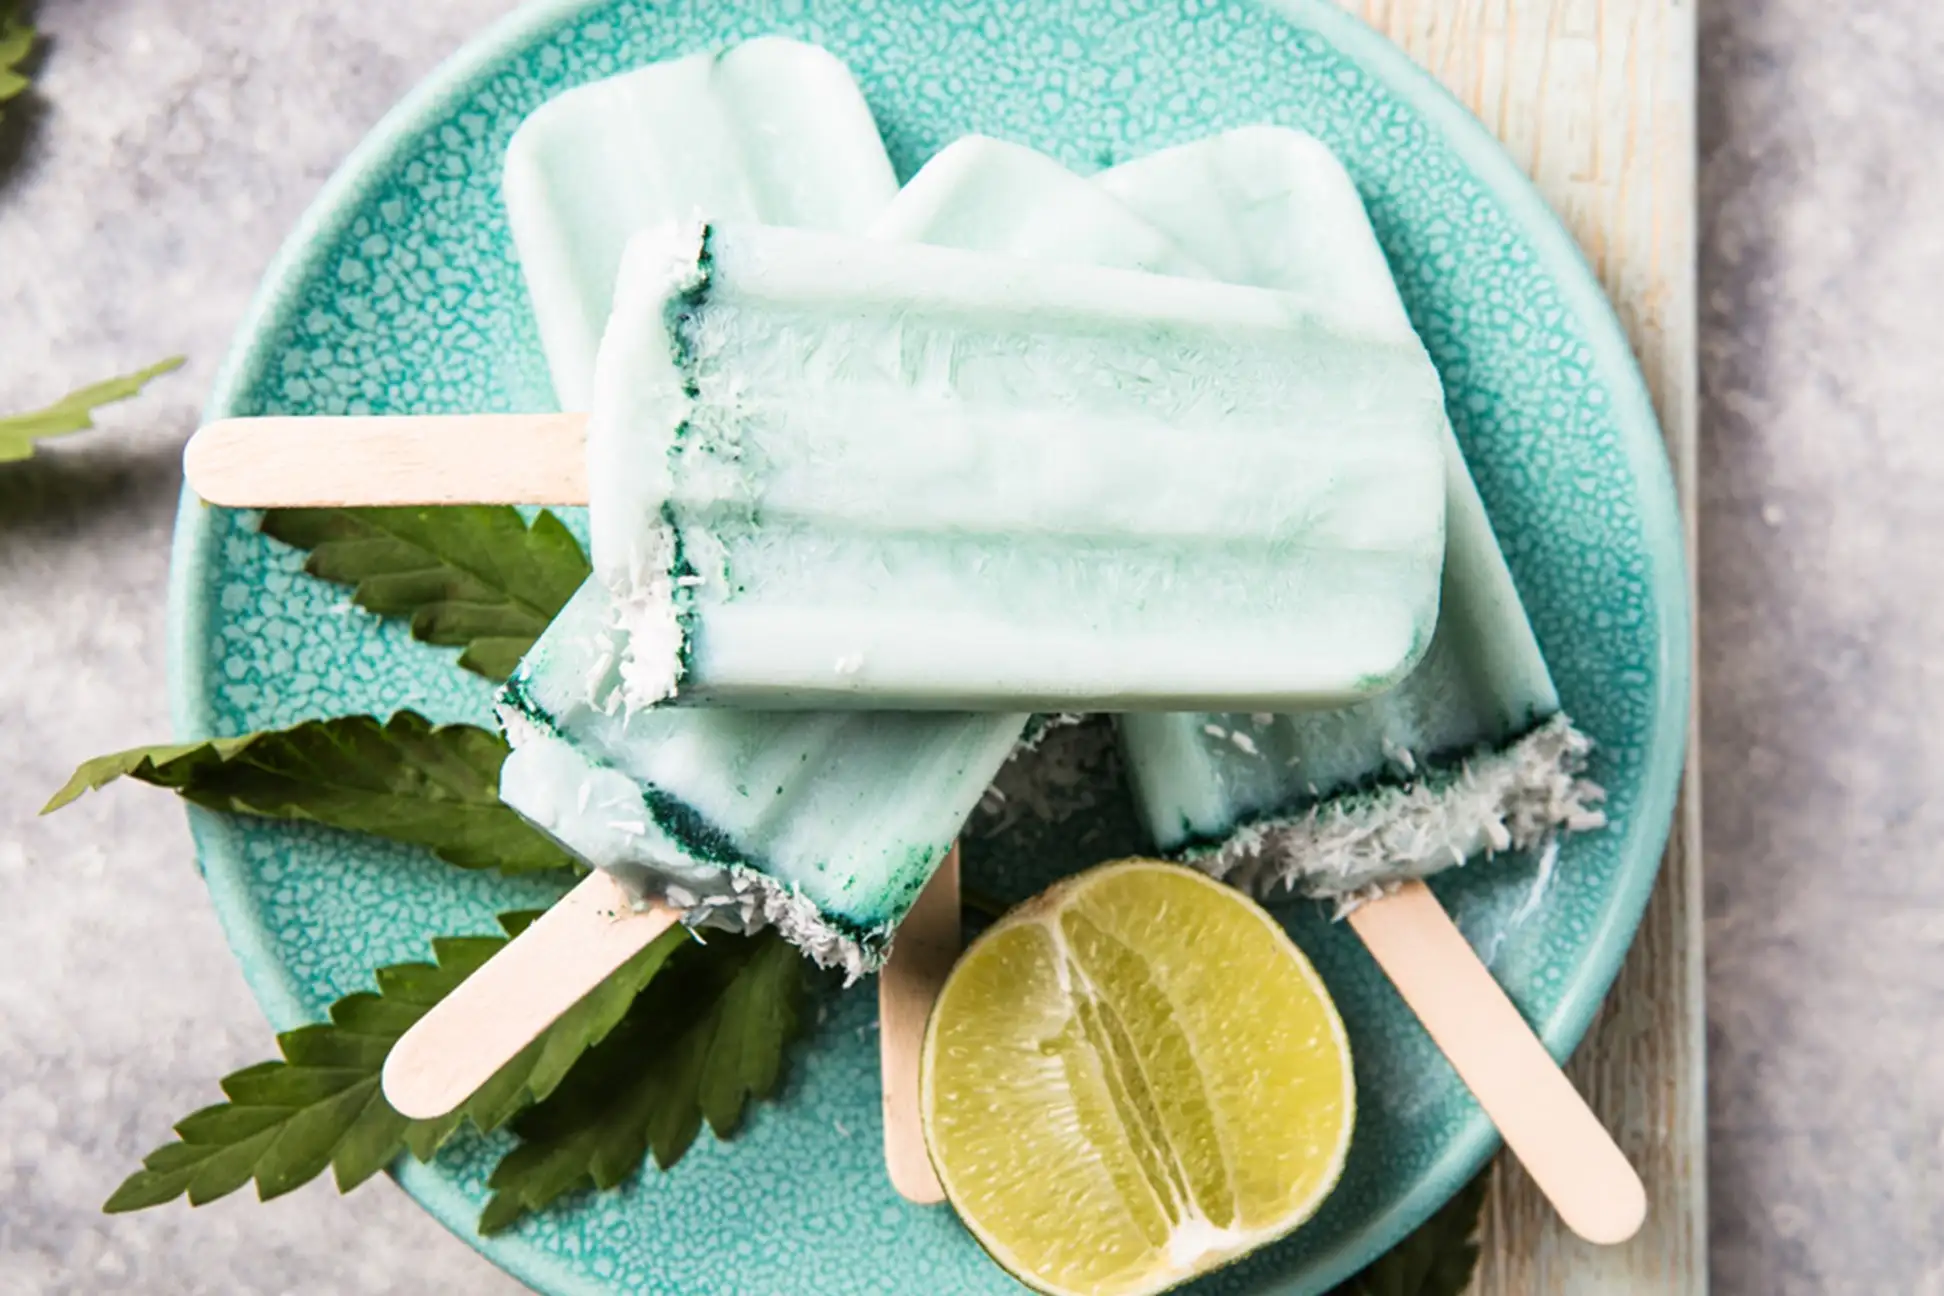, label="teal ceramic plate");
[168,0,1688,1291]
